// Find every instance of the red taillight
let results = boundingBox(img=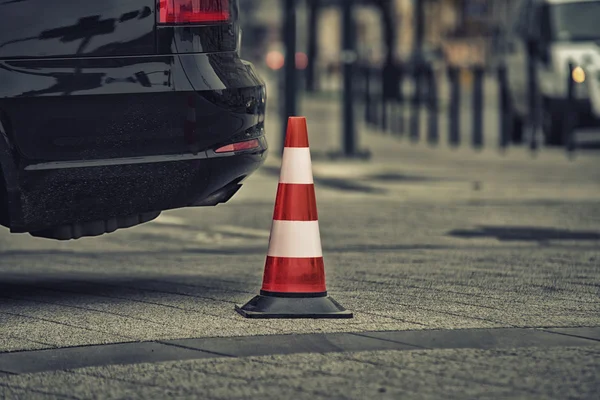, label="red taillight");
[215,139,260,153]
[158,0,230,24]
